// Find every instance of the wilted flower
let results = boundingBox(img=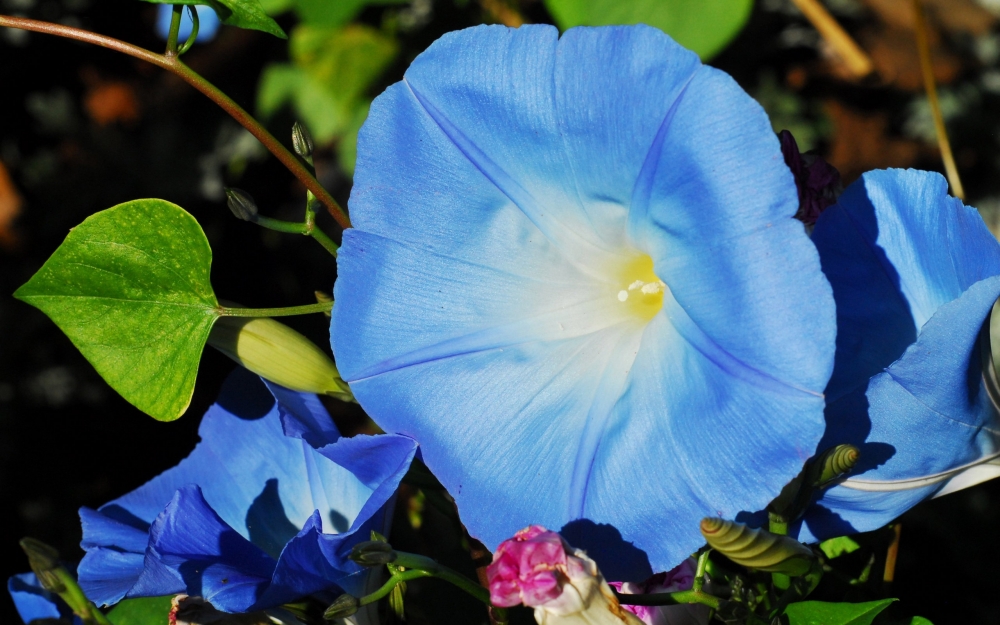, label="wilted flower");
[798,169,1000,541]
[332,24,835,573]
[610,560,710,625]
[77,369,417,612]
[487,526,643,625]
[778,130,842,226]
